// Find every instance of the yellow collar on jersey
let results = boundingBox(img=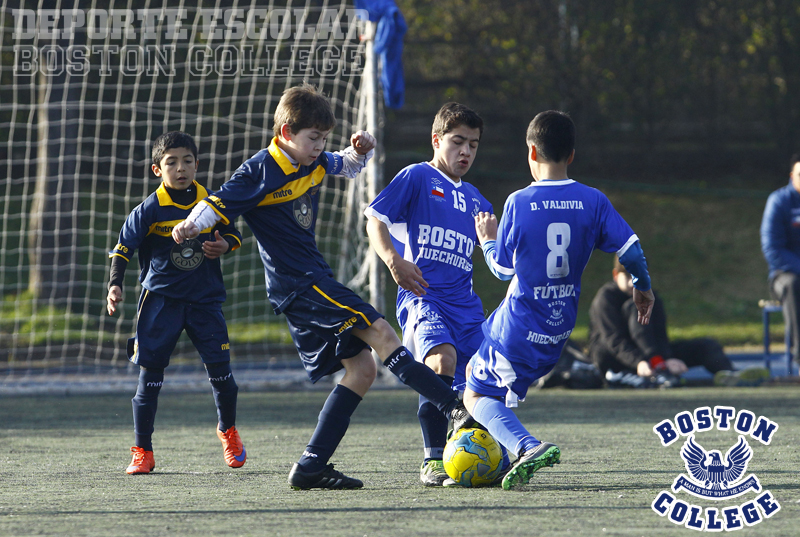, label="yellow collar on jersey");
[268,137,303,175]
[259,137,326,206]
[155,181,209,209]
